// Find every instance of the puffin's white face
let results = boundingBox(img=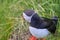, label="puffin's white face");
[23,12,32,22]
[23,9,36,23]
